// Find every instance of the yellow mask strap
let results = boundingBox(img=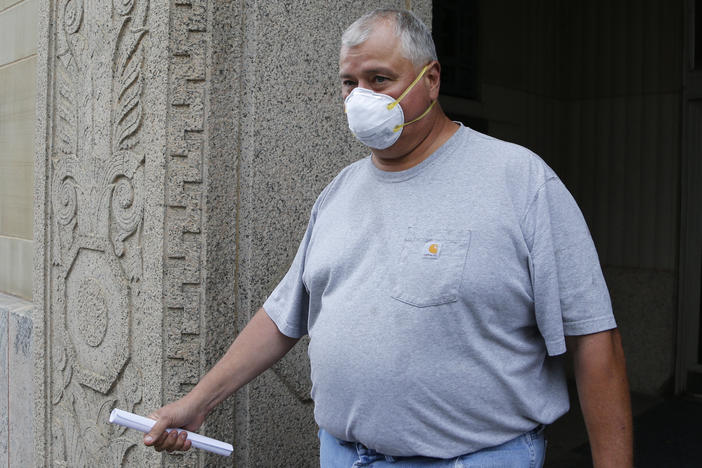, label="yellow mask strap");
[392,100,436,132]
[386,63,431,111]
